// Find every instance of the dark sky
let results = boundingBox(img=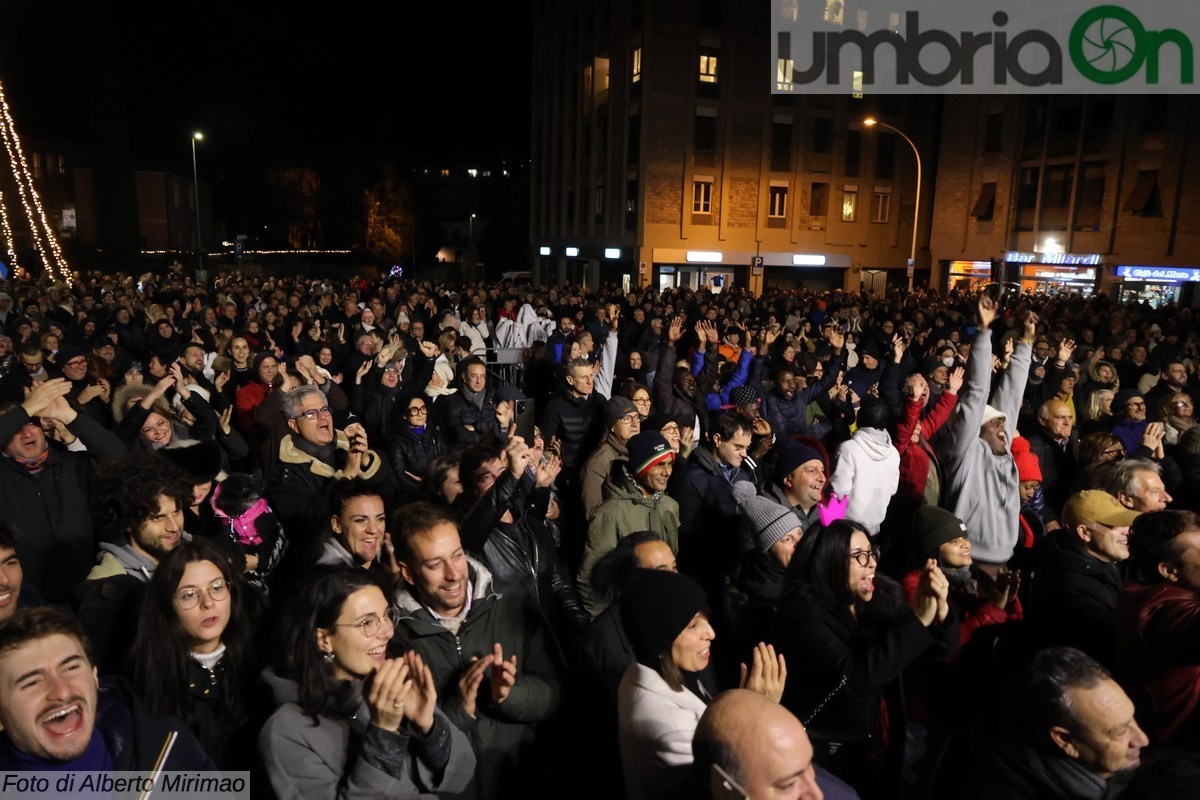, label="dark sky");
[0,2,533,172]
